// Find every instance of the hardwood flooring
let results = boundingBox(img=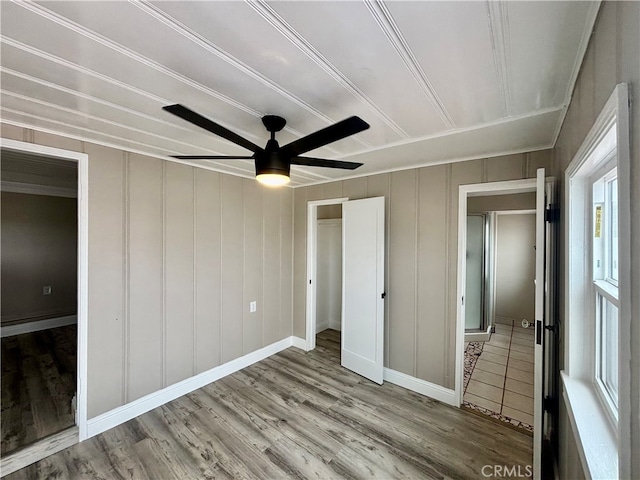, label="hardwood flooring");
[1,325,77,456]
[5,329,532,479]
